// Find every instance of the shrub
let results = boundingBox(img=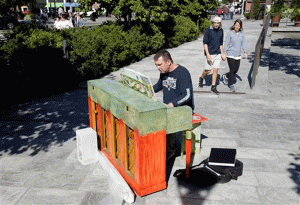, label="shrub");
[68,21,164,78]
[199,18,213,32]
[0,23,76,97]
[160,16,200,48]
[244,12,250,19]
